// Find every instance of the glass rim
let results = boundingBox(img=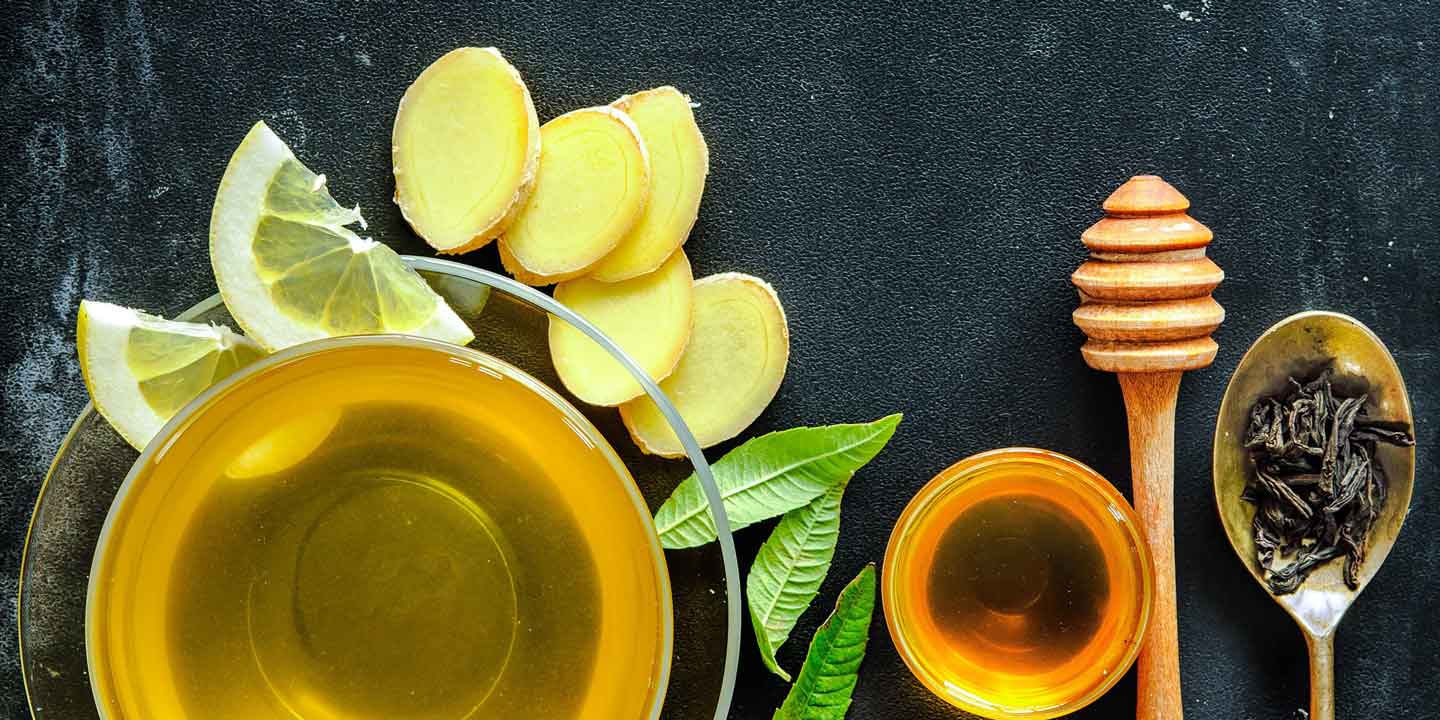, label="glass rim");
[20,256,742,720]
[881,446,1154,720]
